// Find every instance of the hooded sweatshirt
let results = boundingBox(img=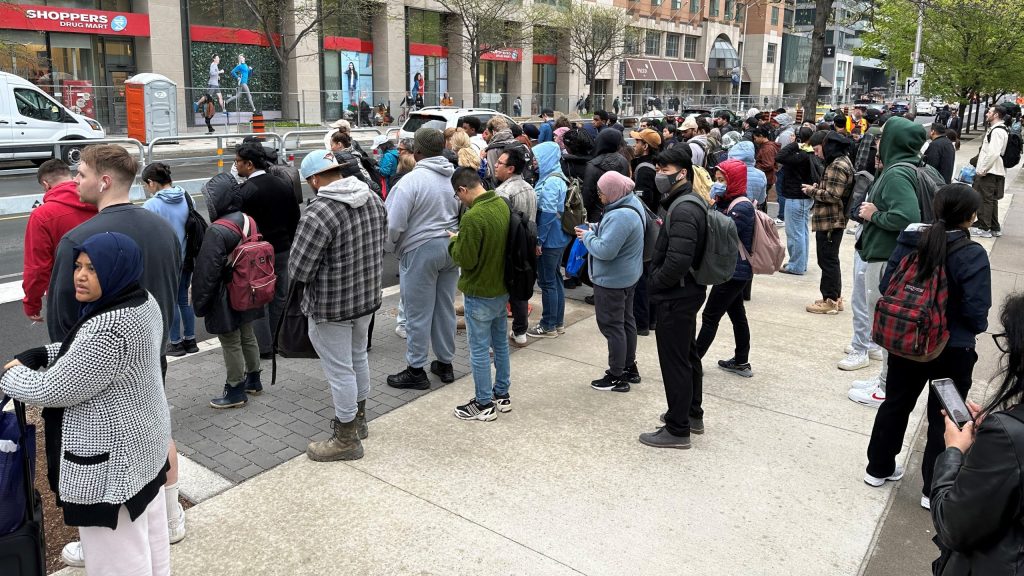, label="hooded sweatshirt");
[143,185,189,260]
[716,159,755,281]
[582,172,646,289]
[582,129,630,222]
[533,142,571,250]
[484,129,517,180]
[727,141,767,204]
[385,155,460,256]
[22,180,97,317]
[806,132,855,232]
[289,176,387,323]
[857,117,925,262]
